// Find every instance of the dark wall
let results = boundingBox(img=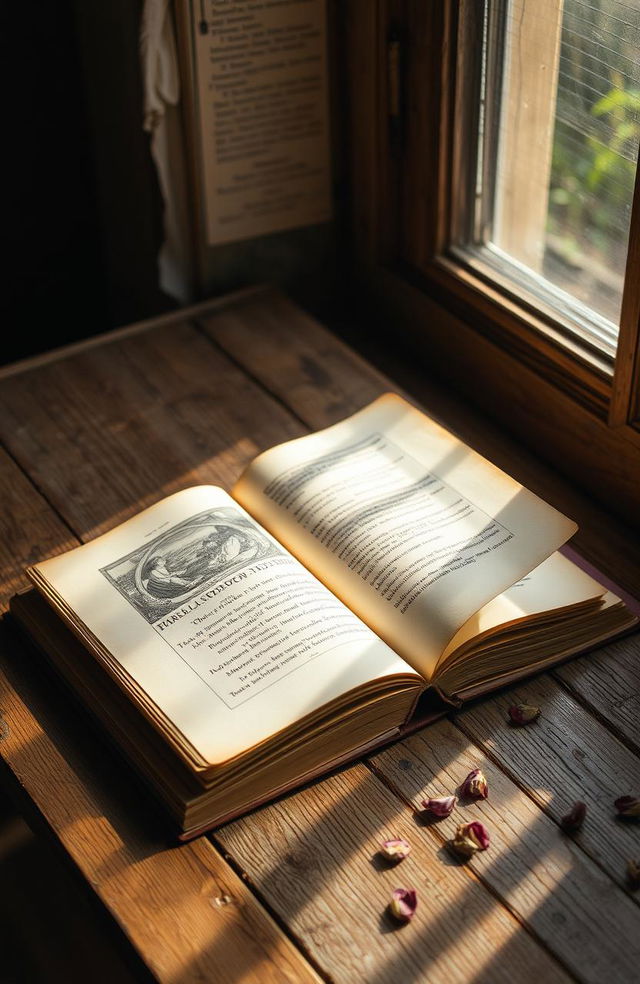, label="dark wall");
[2,1,343,367]
[2,0,171,366]
[3,1,110,363]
